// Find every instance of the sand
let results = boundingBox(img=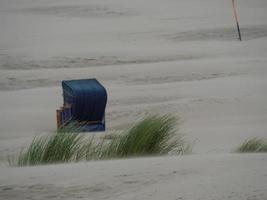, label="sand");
[1,154,267,200]
[0,0,267,199]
